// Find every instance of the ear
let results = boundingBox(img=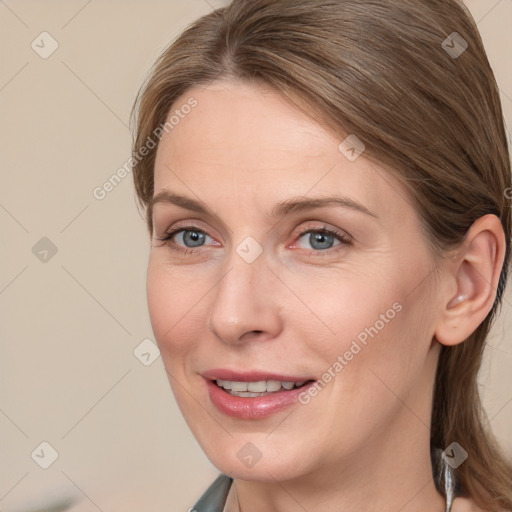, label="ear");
[434,214,506,346]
